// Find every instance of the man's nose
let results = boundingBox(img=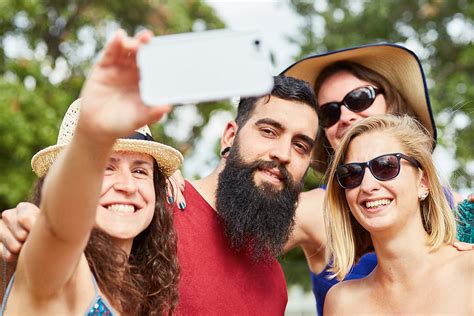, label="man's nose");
[269,140,291,165]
